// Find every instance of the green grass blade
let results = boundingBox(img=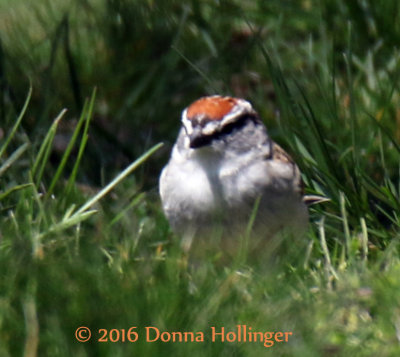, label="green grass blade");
[171,45,218,92]
[343,22,359,168]
[31,109,67,186]
[73,142,163,216]
[366,112,400,154]
[0,142,29,177]
[0,86,32,160]
[360,217,368,261]
[318,217,339,286]
[340,191,351,256]
[108,192,146,228]
[65,88,96,194]
[39,210,97,239]
[0,183,33,201]
[46,101,89,197]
